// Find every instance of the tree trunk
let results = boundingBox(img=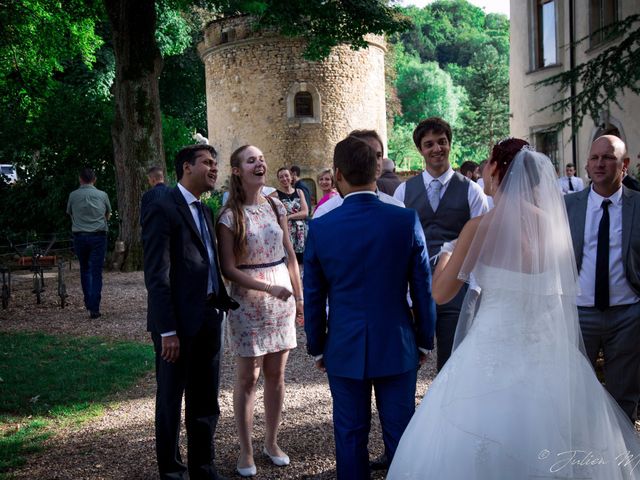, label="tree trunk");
[104,0,166,271]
